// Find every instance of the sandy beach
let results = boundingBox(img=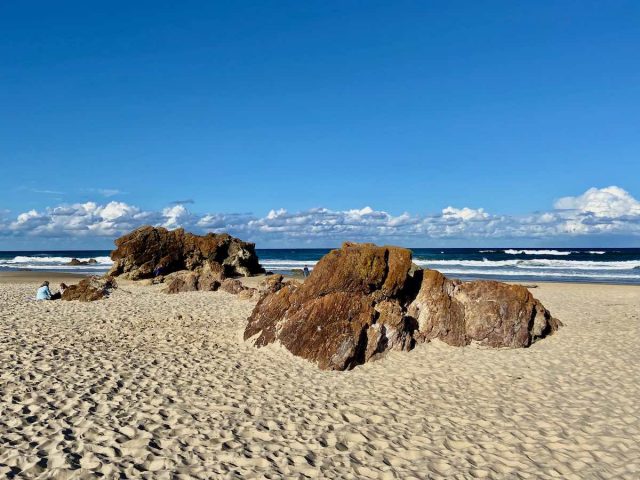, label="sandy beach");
[1,276,638,479]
